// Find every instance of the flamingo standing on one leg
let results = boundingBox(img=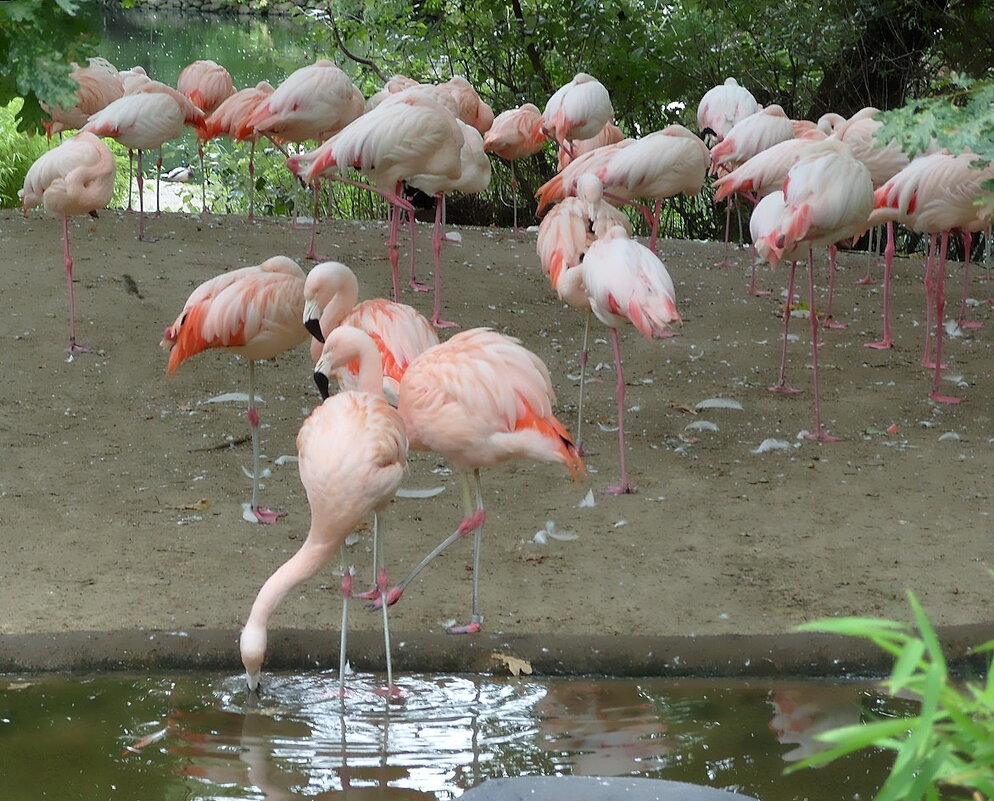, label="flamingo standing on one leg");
[200,81,275,221]
[314,326,584,634]
[482,103,546,230]
[247,59,365,260]
[19,132,116,355]
[240,388,407,695]
[557,225,682,494]
[541,73,614,161]
[176,59,236,213]
[297,87,463,301]
[768,139,874,439]
[537,174,631,450]
[82,81,205,240]
[160,256,309,523]
[41,57,124,140]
